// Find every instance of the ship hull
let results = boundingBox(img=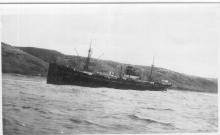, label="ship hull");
[47,63,171,91]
